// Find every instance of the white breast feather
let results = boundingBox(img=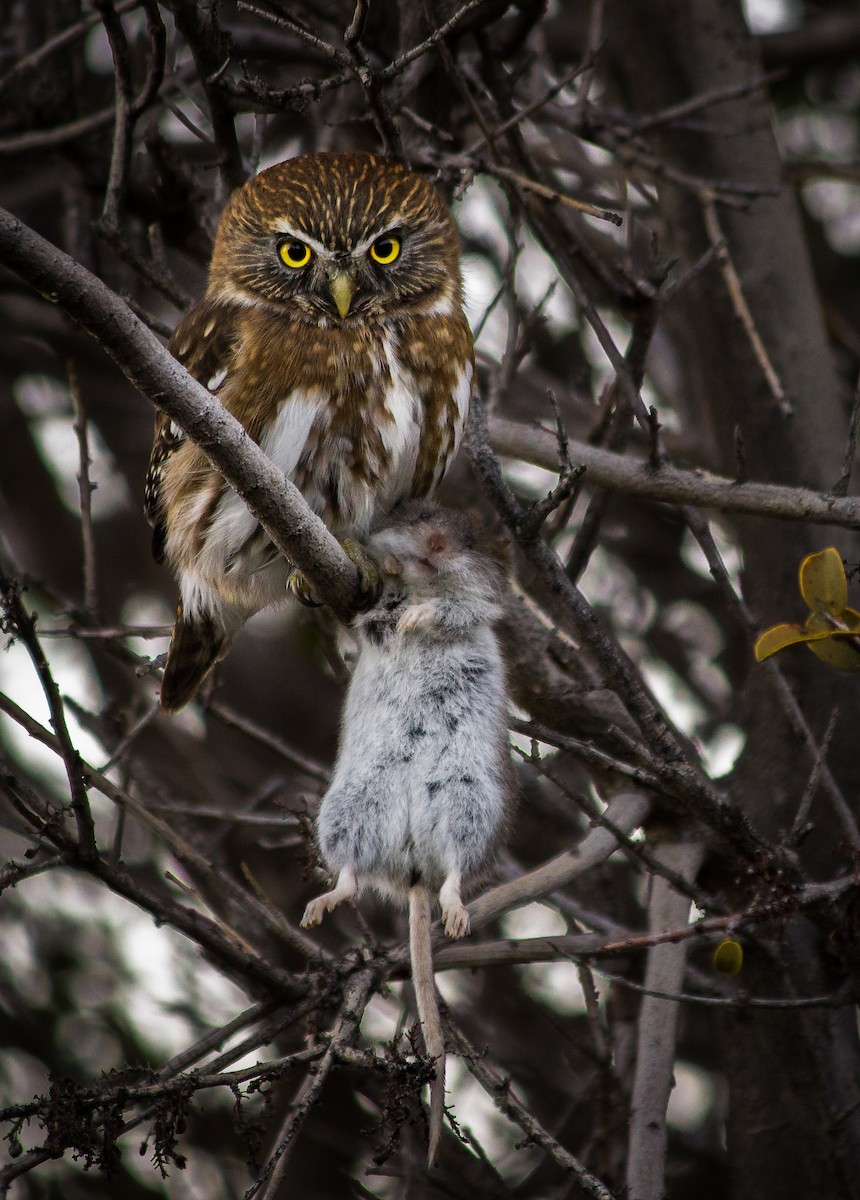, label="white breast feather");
[261,389,327,477]
[454,360,473,423]
[379,335,422,508]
